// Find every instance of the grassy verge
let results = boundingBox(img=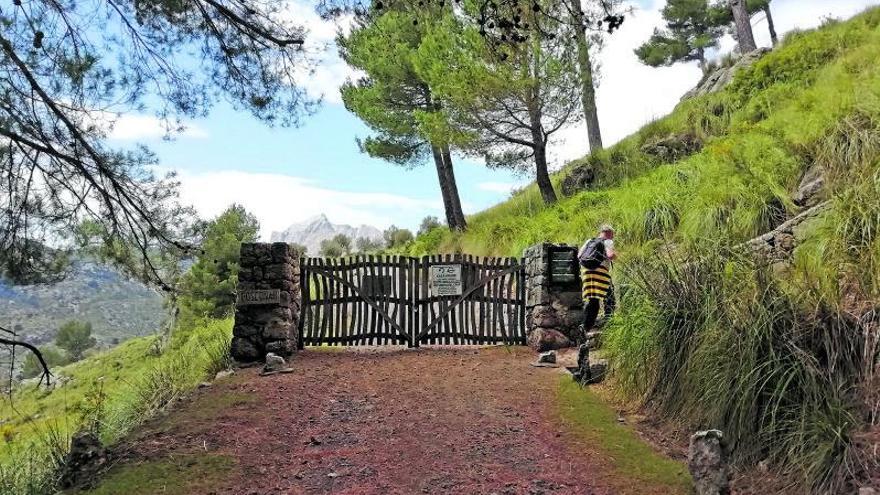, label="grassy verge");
[557,378,691,494]
[76,454,235,495]
[0,319,234,494]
